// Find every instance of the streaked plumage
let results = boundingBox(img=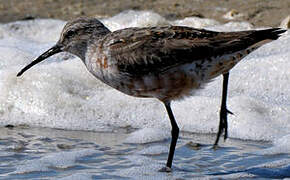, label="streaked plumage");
[17,17,286,172]
[84,26,283,101]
